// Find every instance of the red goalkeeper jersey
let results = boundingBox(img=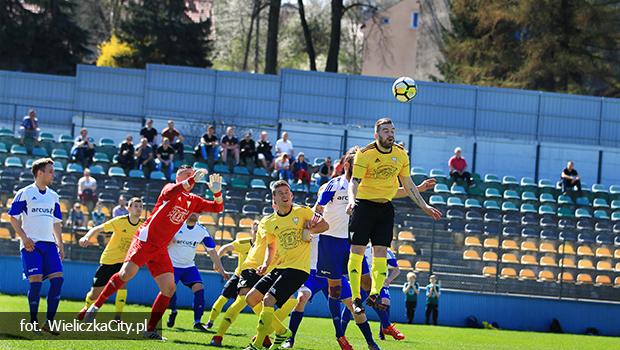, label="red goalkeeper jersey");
[136,177,223,248]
